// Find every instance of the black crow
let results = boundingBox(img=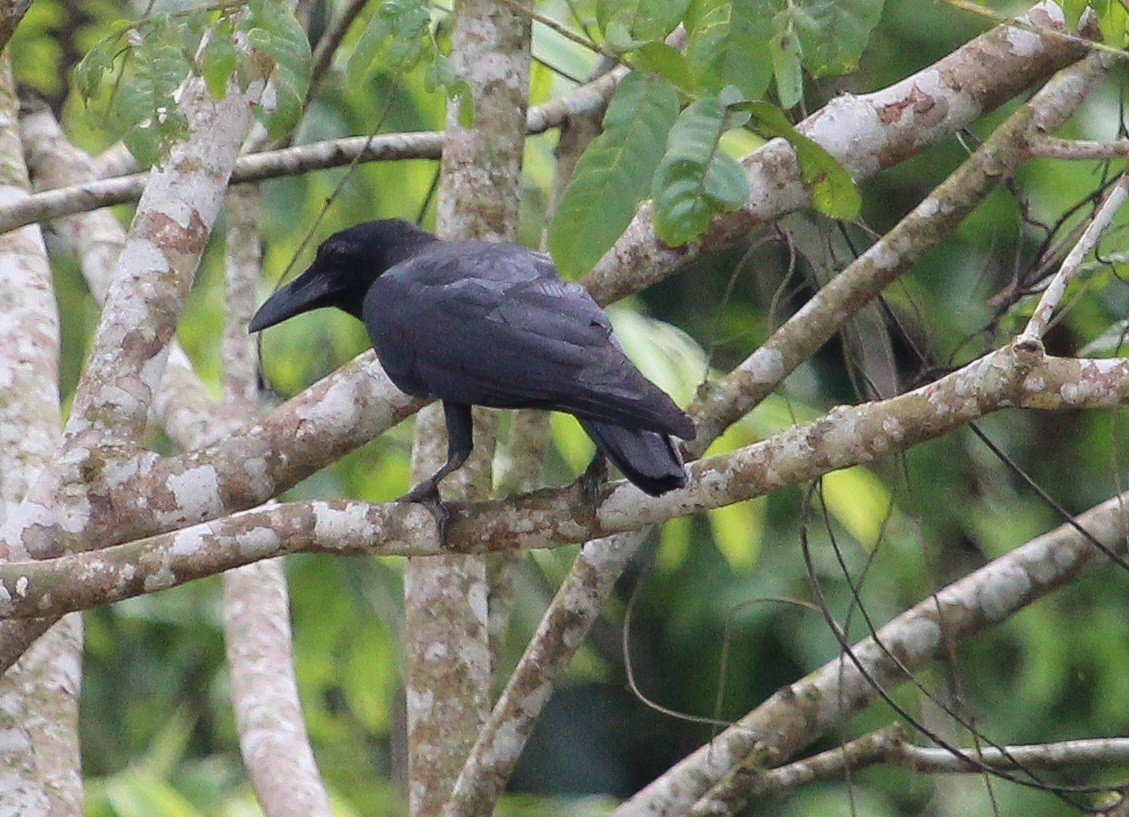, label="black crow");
[250,219,694,515]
